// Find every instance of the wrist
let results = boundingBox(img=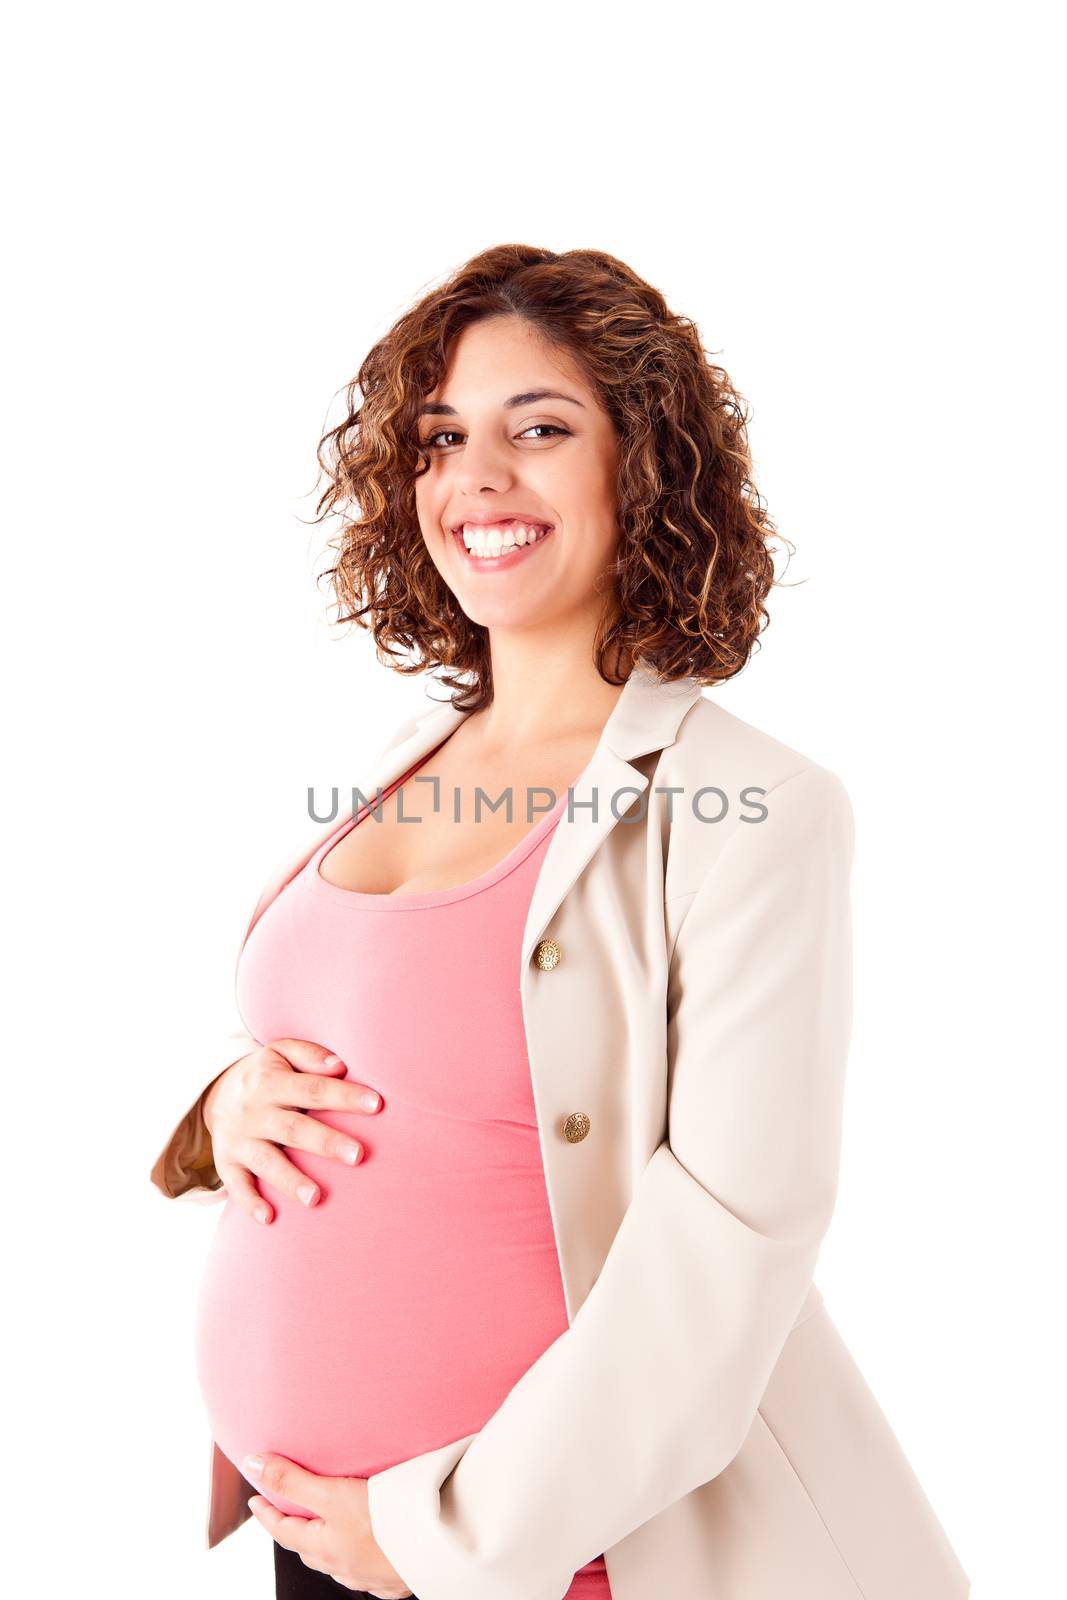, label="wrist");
[201,1072,225,1136]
